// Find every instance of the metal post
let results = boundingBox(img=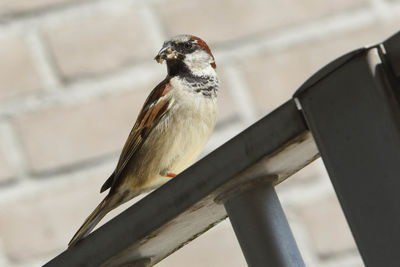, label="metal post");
[220,178,305,267]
